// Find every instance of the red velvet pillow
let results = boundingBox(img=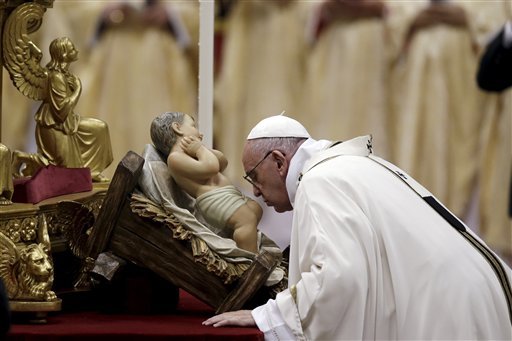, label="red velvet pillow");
[12,165,92,204]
